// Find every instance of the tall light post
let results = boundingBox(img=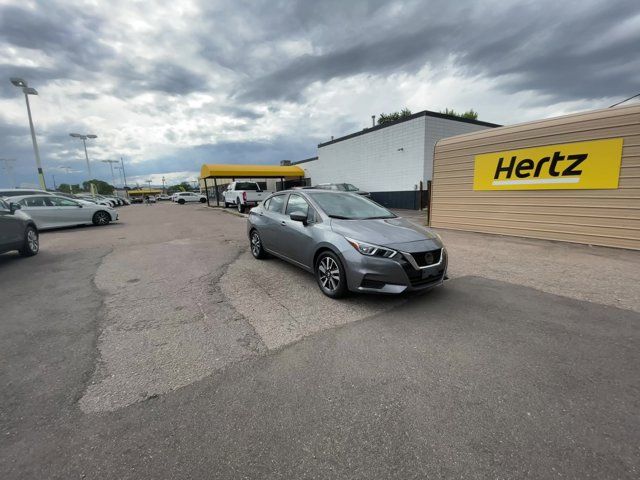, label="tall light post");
[101,159,119,195]
[120,157,128,188]
[10,78,46,190]
[59,165,75,193]
[114,166,125,188]
[69,133,97,195]
[0,158,17,188]
[162,176,166,194]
